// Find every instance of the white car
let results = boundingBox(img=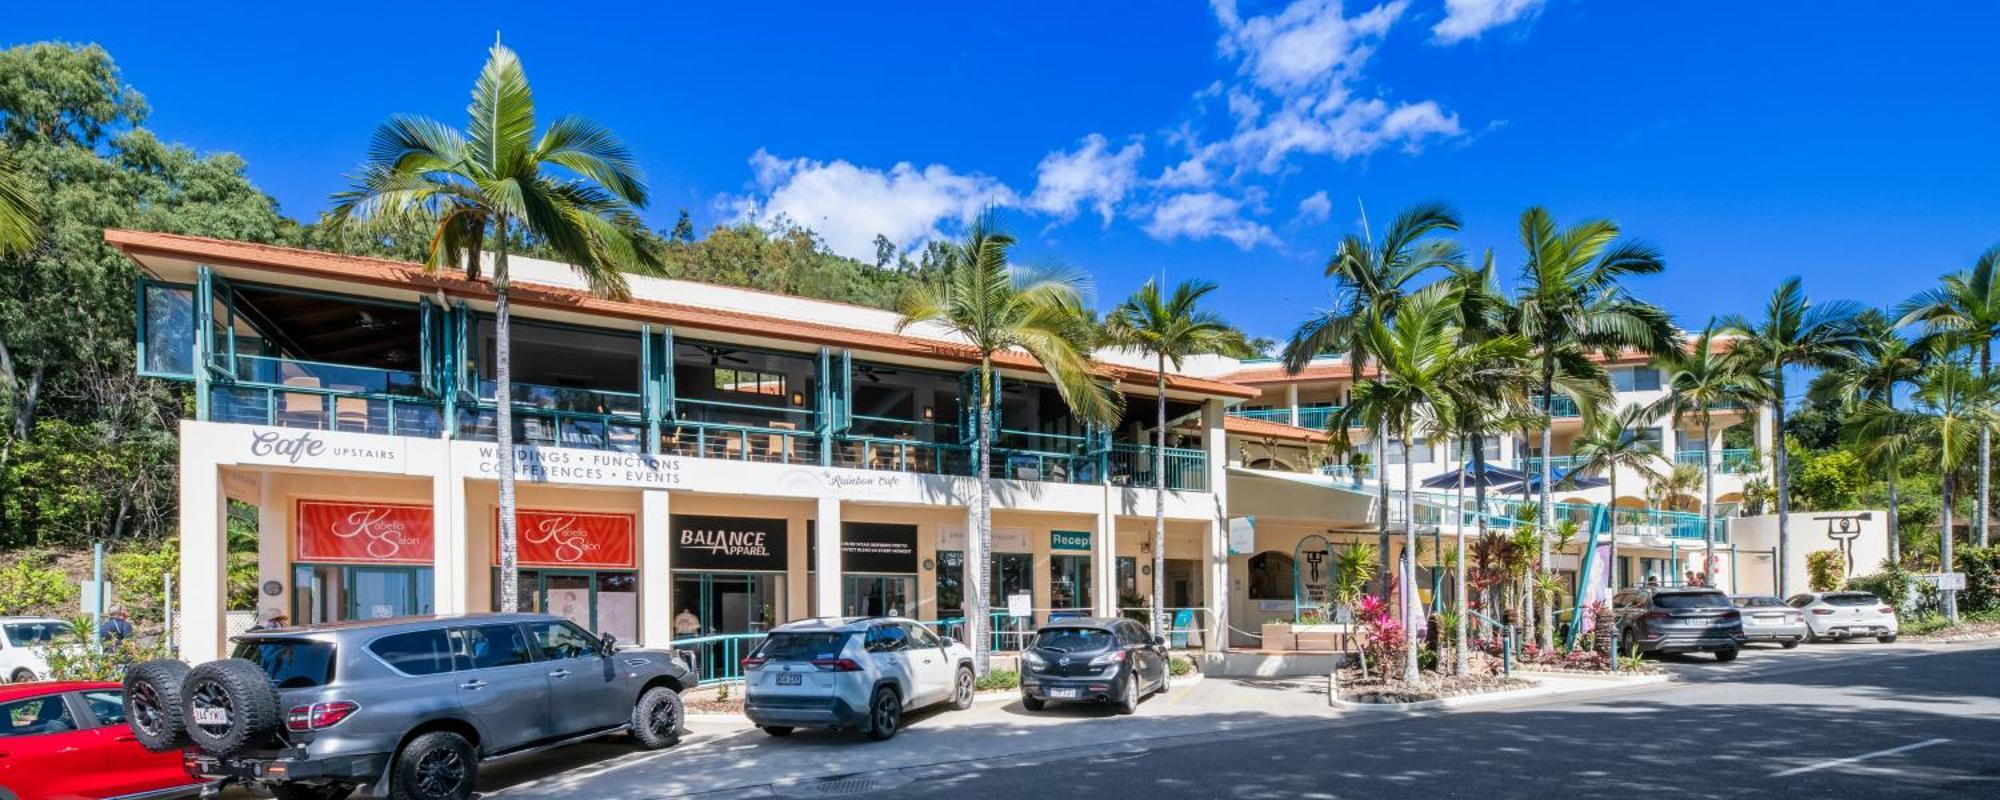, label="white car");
[1788,592,1900,643]
[0,617,76,682]
[741,617,976,741]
